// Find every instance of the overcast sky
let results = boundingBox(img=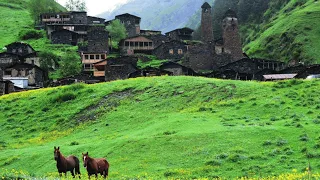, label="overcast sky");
[56,0,129,16]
